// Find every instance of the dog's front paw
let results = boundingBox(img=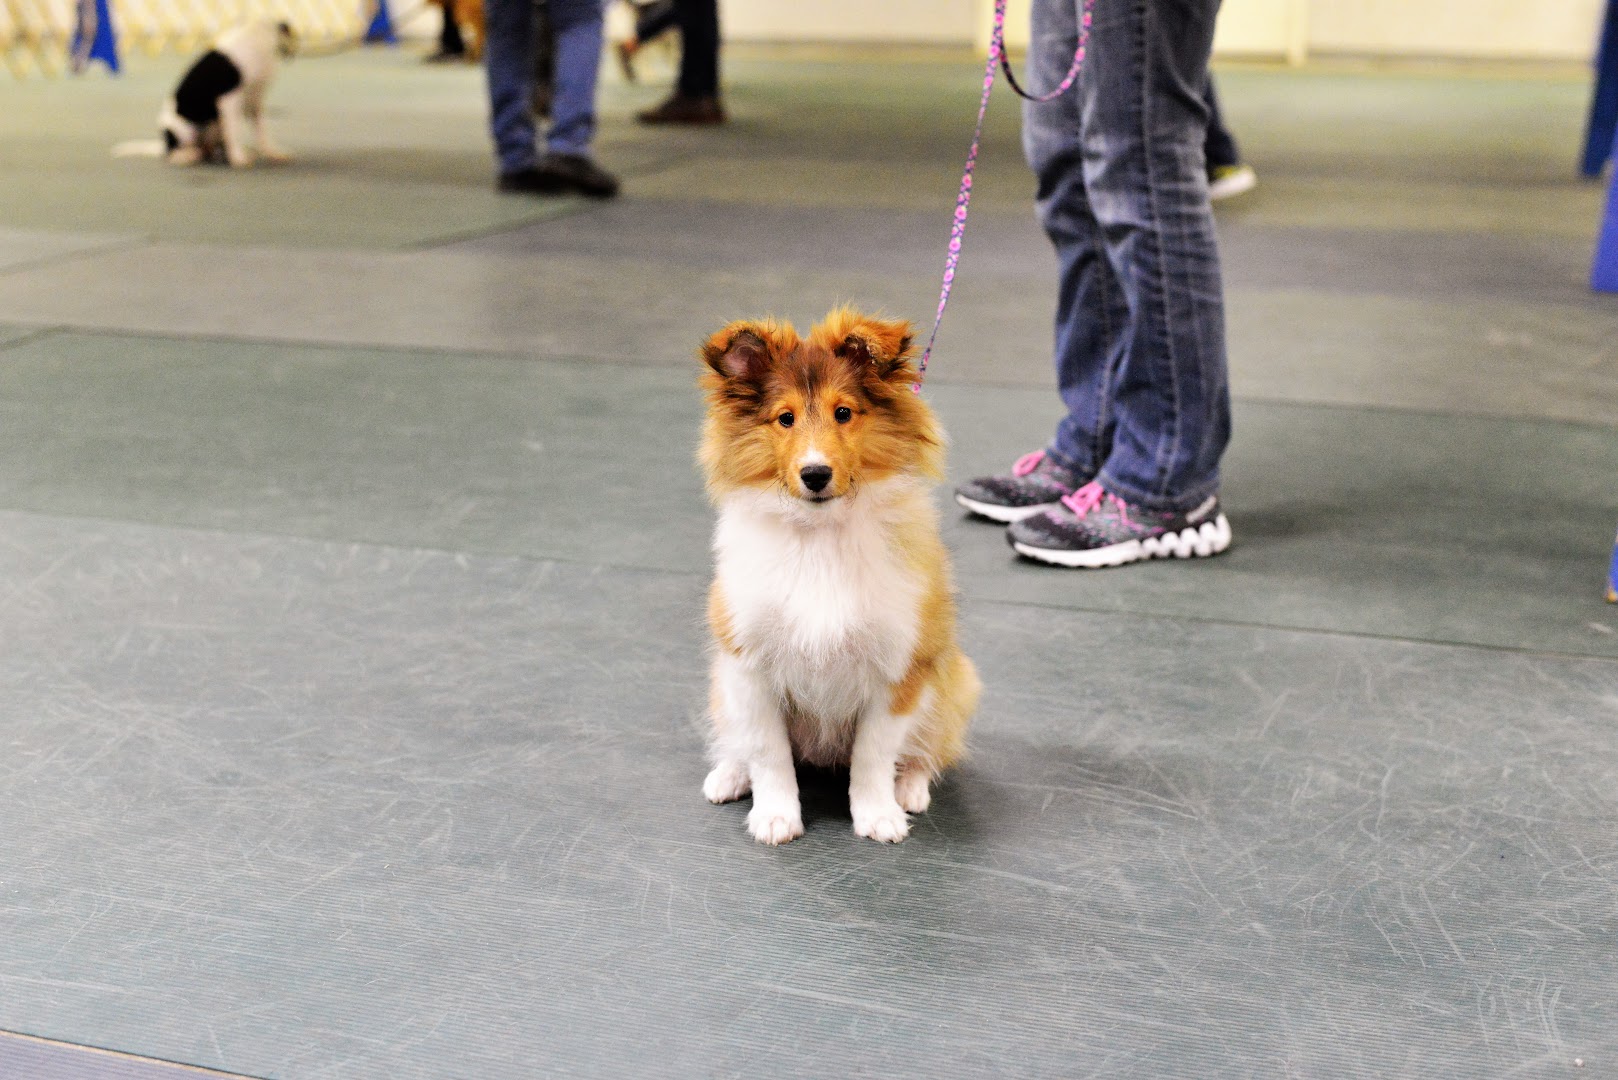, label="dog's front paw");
[852,800,910,843]
[702,761,750,804]
[228,150,256,168]
[747,805,804,845]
